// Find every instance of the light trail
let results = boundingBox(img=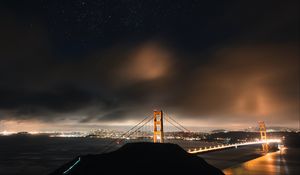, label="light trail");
[63,157,81,174]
